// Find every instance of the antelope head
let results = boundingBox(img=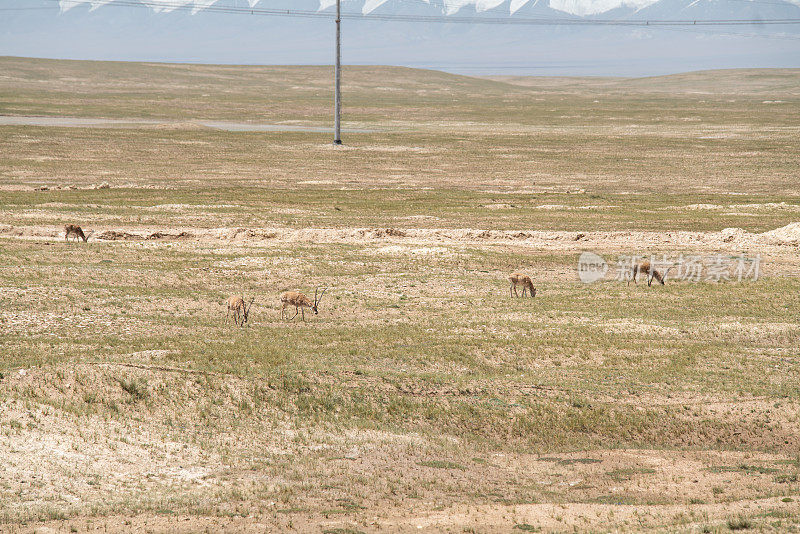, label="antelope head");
[651,265,675,286]
[312,287,327,315]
